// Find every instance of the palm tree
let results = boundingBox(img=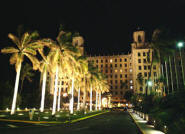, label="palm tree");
[37,47,53,112]
[1,32,40,114]
[20,63,35,94]
[46,30,80,115]
[146,29,175,95]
